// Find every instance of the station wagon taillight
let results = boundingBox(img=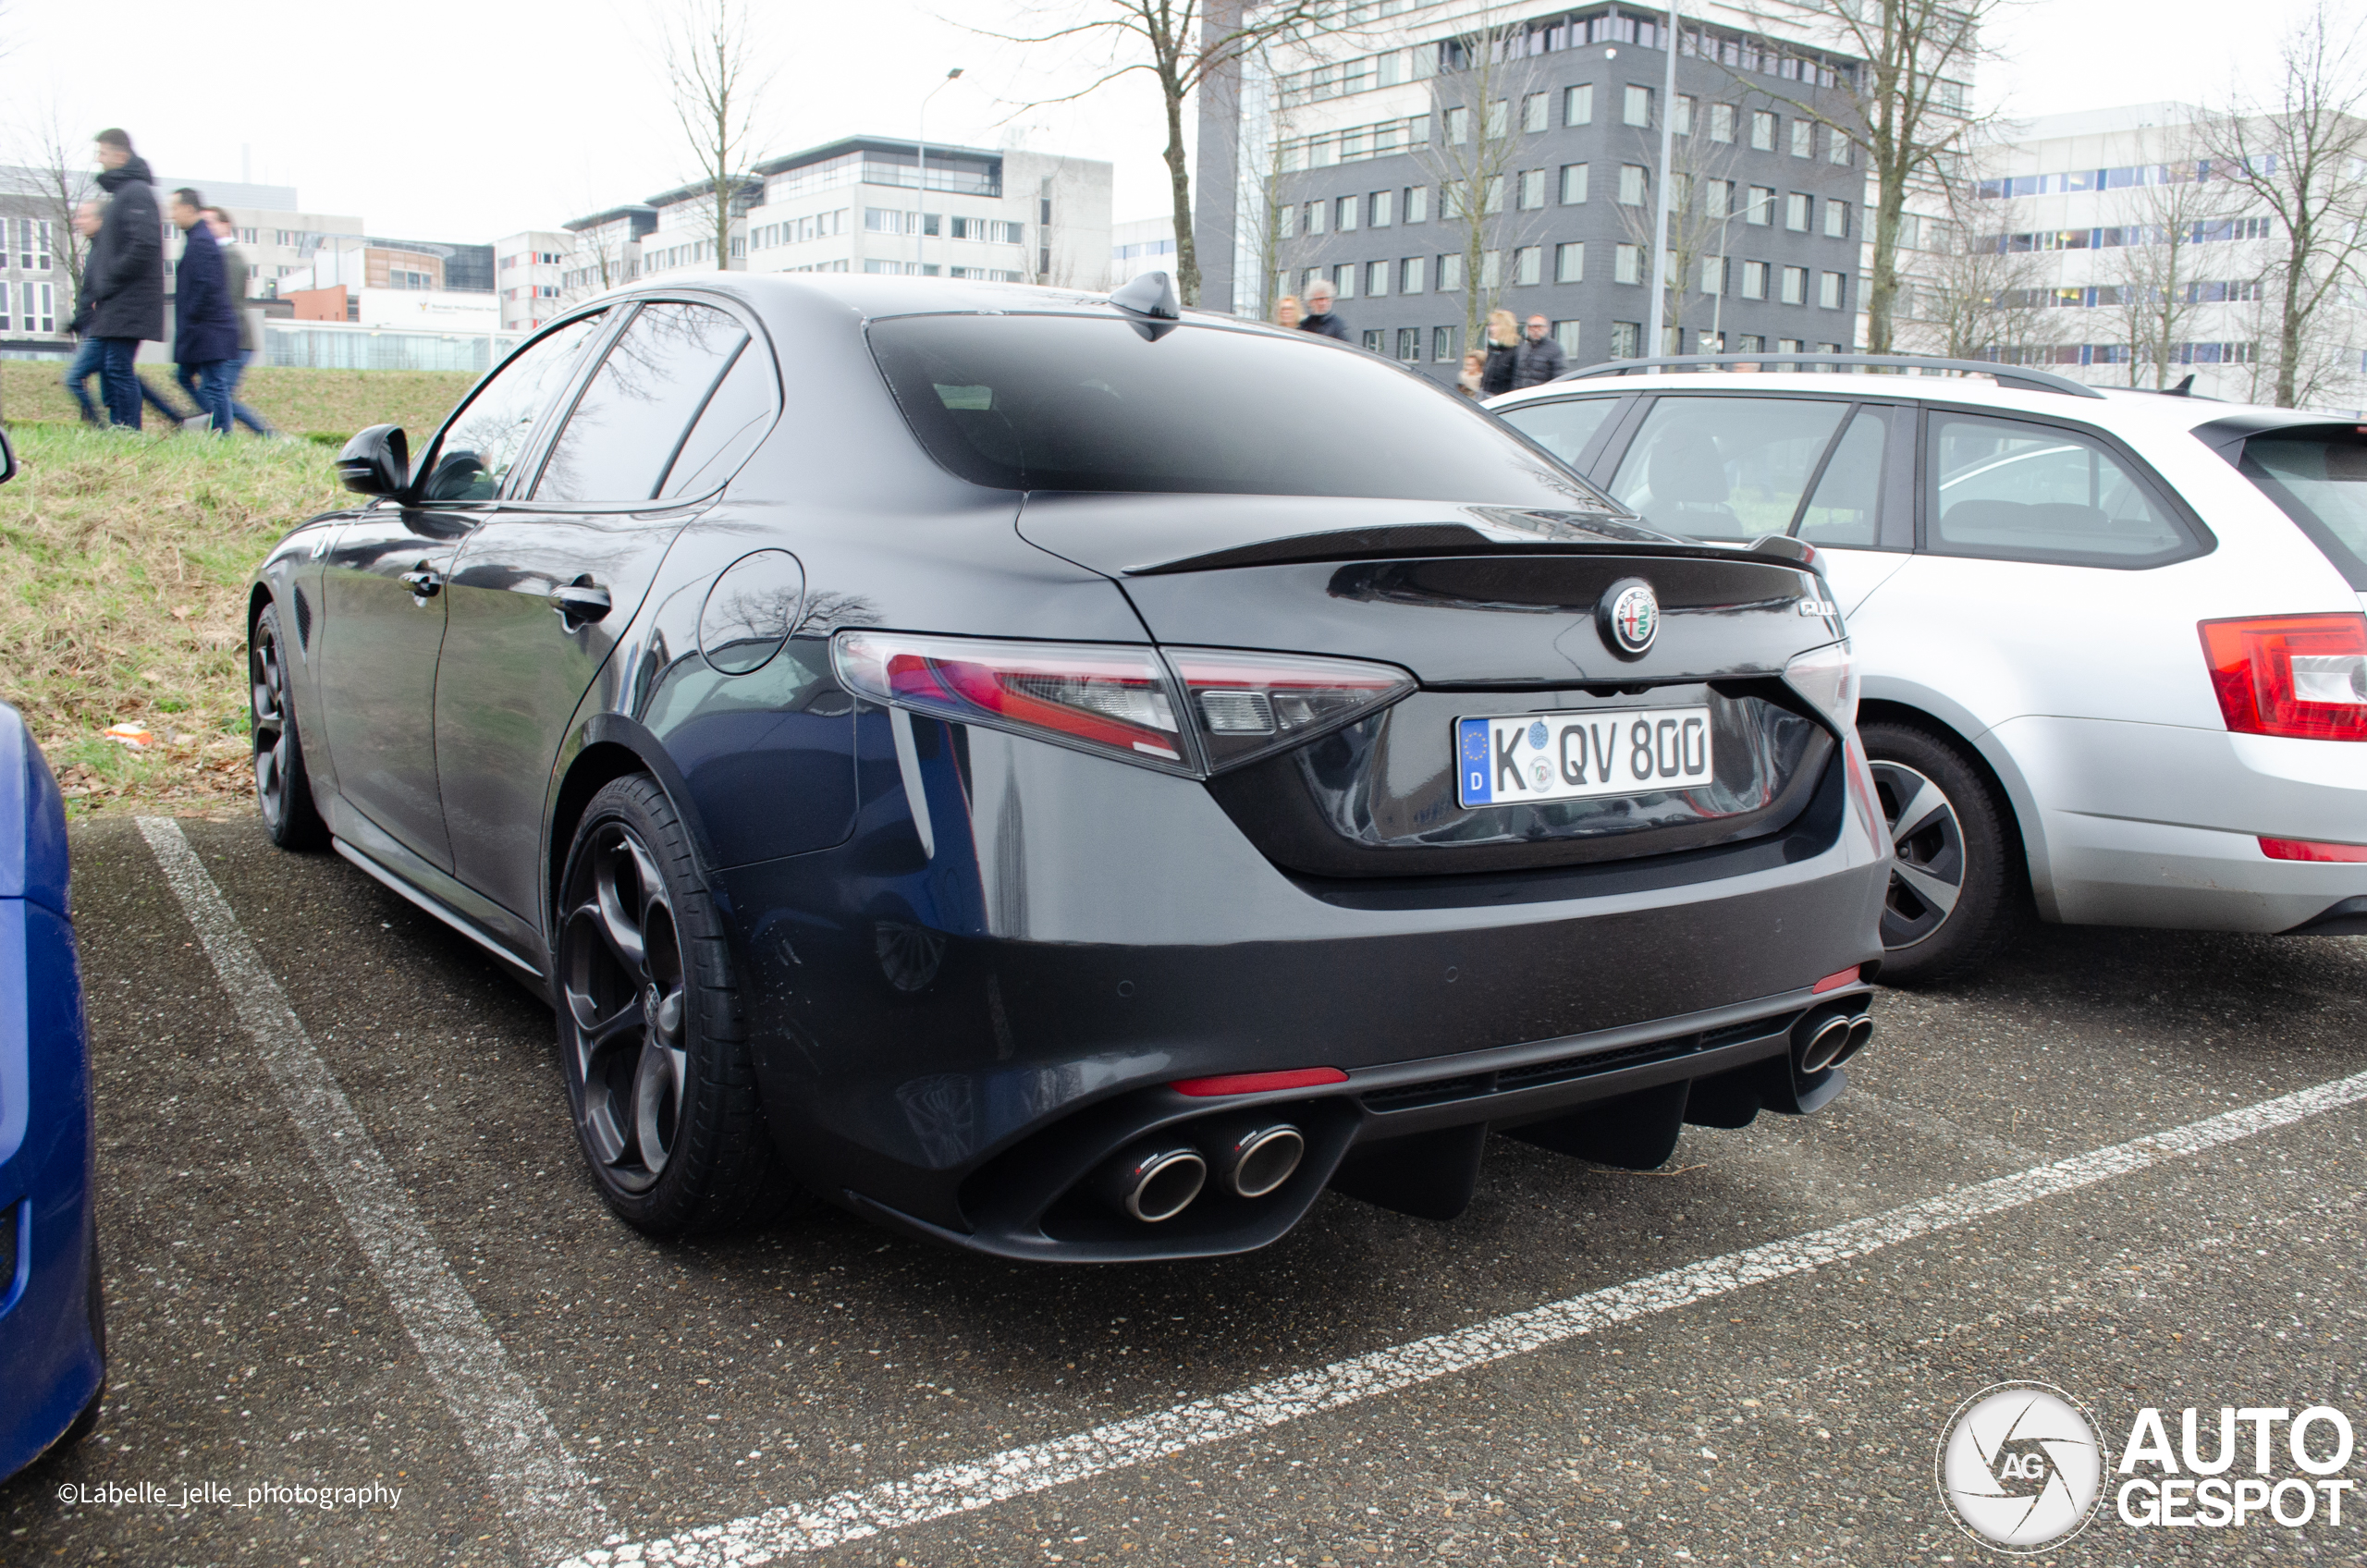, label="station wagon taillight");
[2198,614,2367,741]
